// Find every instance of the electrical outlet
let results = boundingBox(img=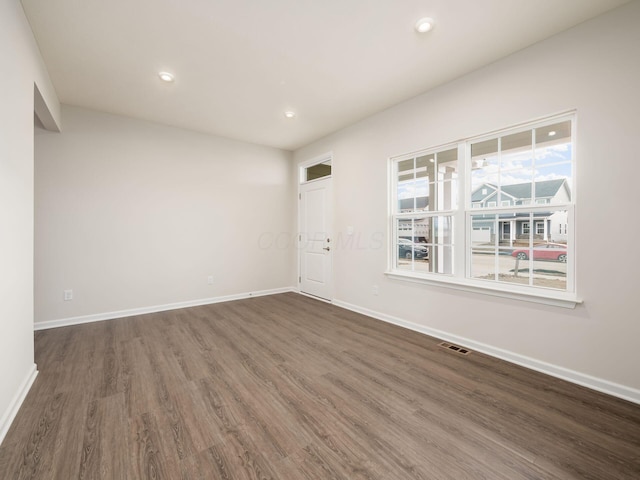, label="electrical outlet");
[207,275,213,285]
[372,285,379,296]
[63,289,73,301]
